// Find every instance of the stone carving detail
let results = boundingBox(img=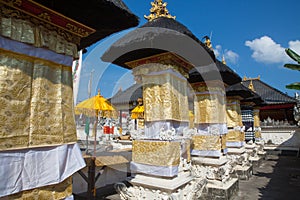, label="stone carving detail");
[191,164,232,183]
[183,127,197,138]
[114,178,207,200]
[159,127,176,141]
